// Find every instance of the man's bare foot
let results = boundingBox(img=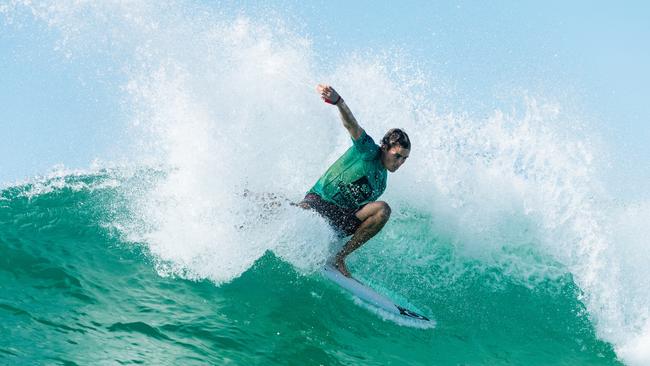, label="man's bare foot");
[334,258,351,277]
